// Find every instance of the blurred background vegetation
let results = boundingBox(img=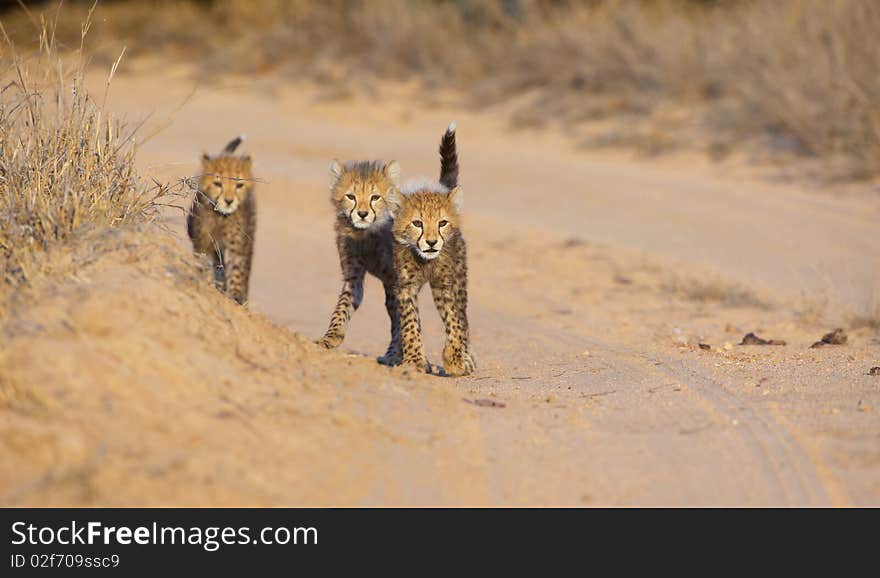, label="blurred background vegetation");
[3,0,880,178]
